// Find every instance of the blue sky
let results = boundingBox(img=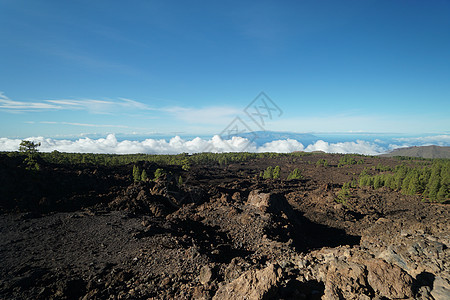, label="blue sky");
[1,0,449,139]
